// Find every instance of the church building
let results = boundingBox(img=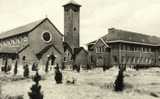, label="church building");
[0,0,88,70]
[0,18,64,69]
